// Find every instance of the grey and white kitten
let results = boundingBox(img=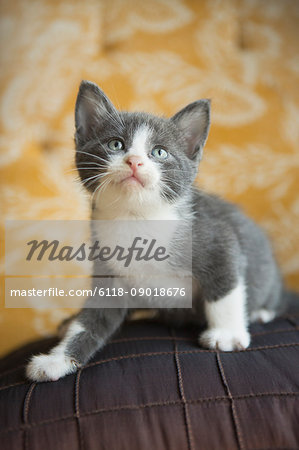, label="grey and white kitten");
[27,80,285,382]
